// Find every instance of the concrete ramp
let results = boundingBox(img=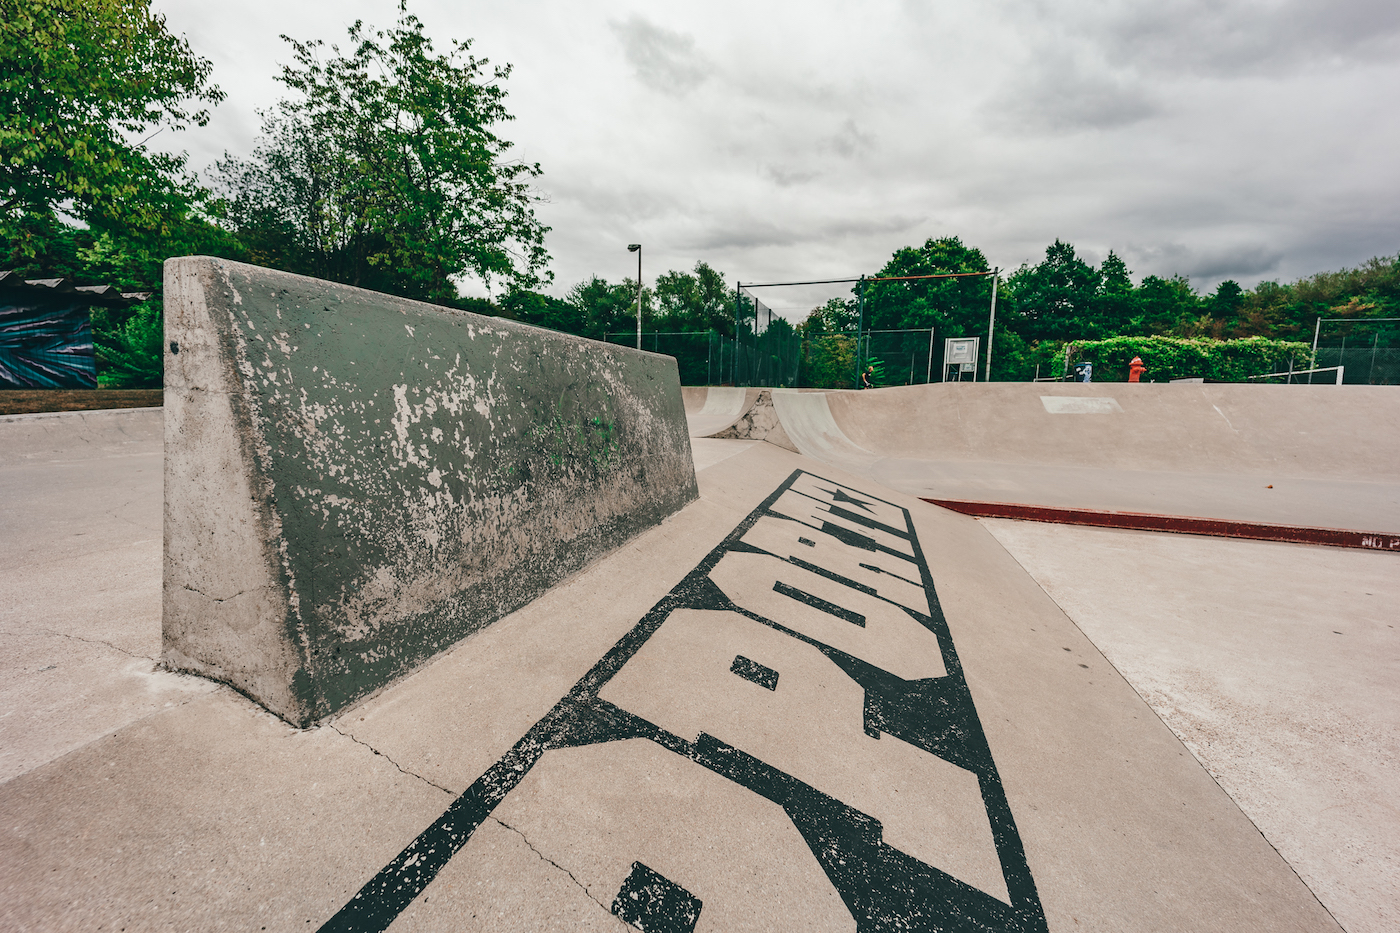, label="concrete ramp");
[162,257,697,727]
[823,382,1400,481]
[682,386,758,437]
[761,383,1400,537]
[770,388,877,471]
